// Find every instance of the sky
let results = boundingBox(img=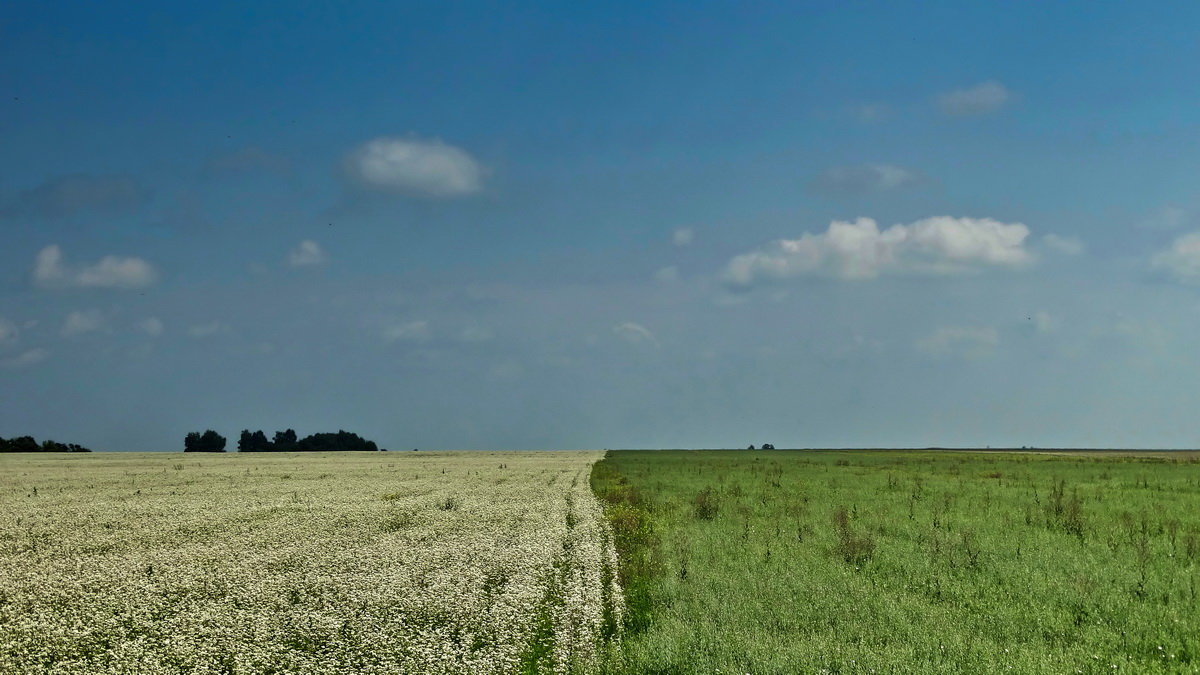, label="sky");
[4,2,1200,451]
